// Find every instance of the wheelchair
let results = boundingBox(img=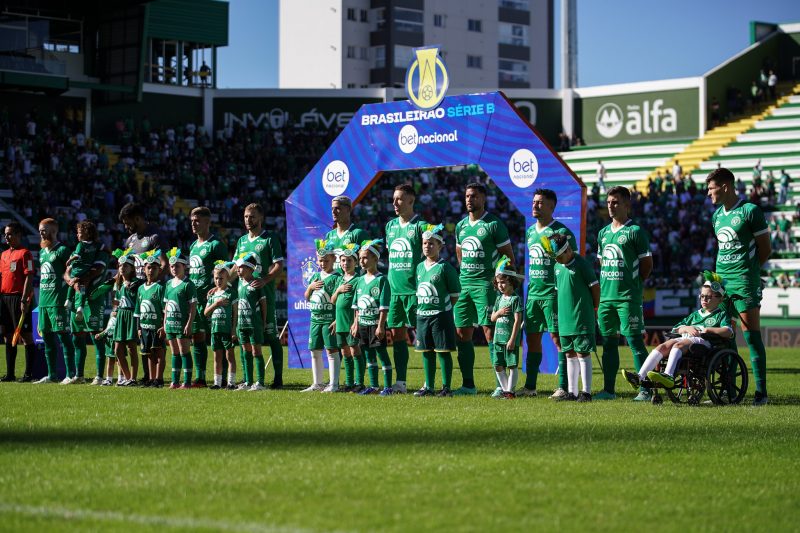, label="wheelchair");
[647,332,749,406]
